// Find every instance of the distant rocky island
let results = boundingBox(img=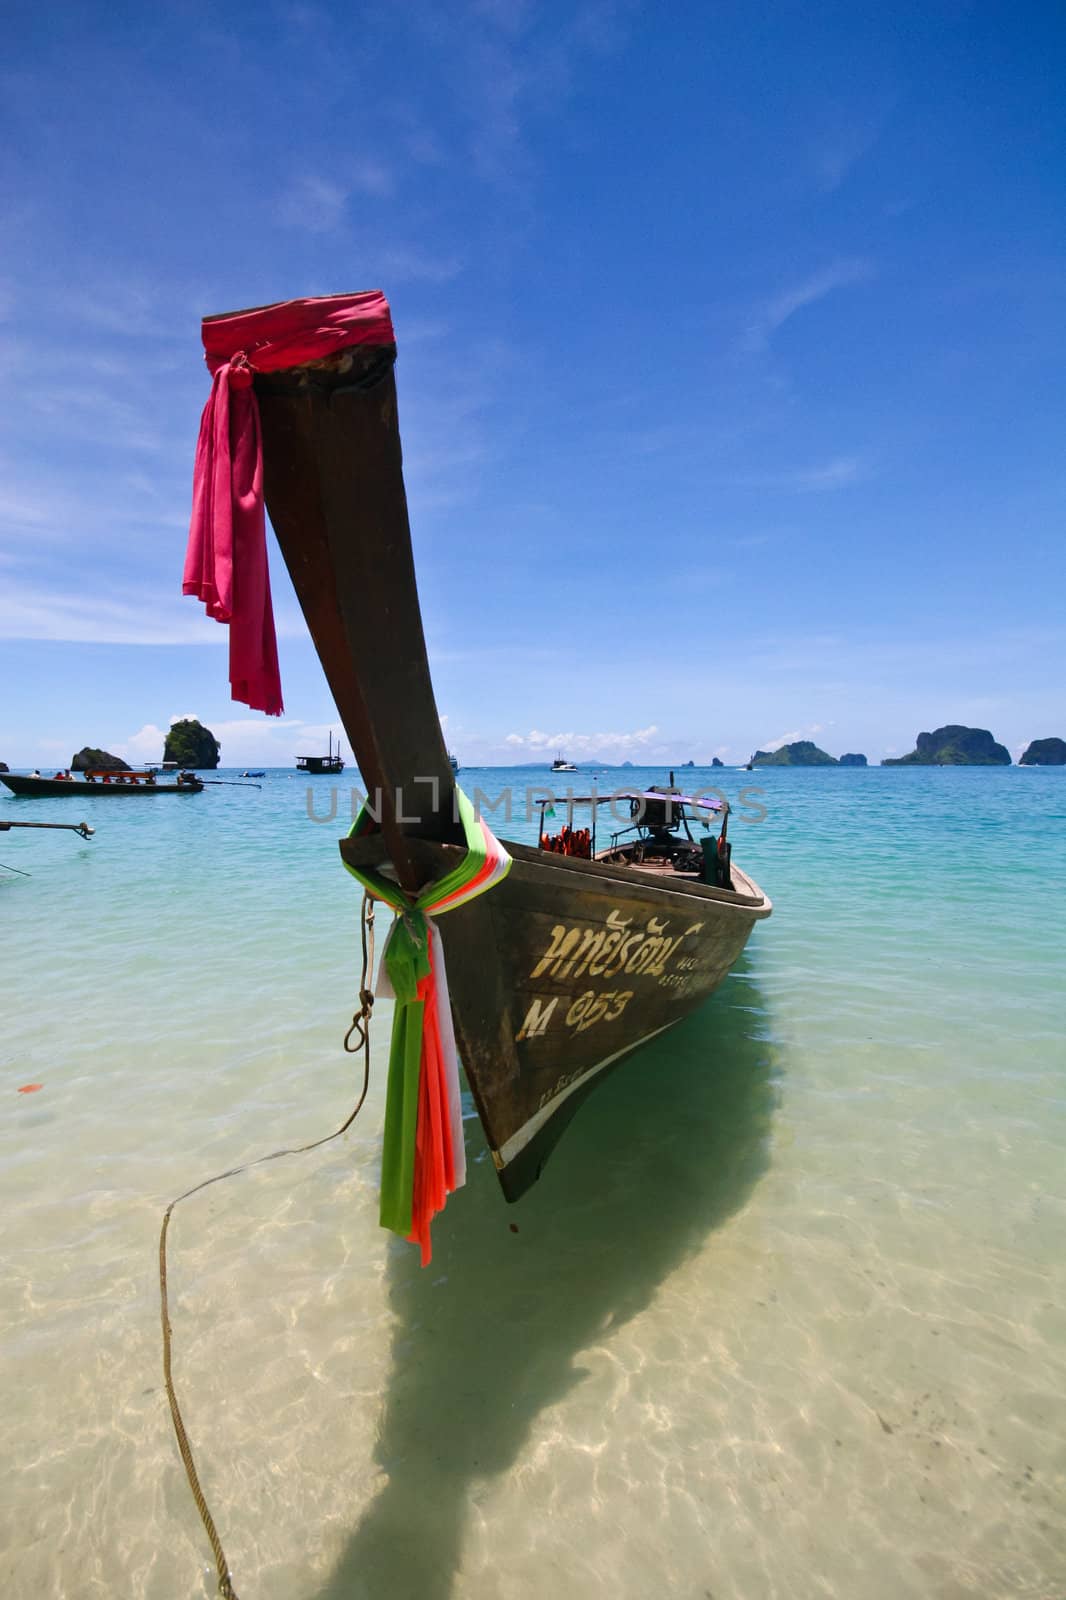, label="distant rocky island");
[1019,737,1066,766]
[838,752,867,767]
[752,741,837,767]
[883,726,1011,766]
[163,718,220,769]
[711,757,724,768]
[71,747,130,772]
